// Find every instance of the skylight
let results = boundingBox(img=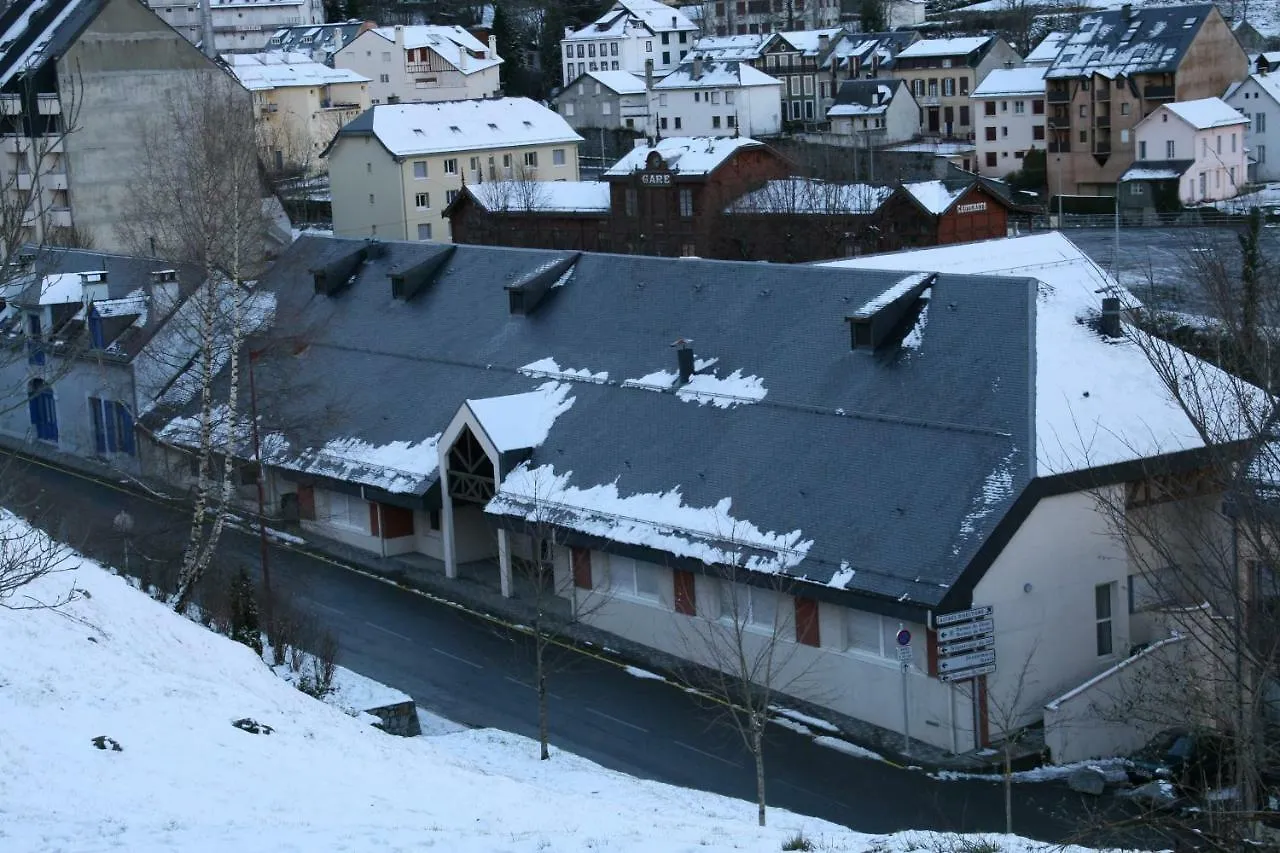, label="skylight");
[1182,16,1195,28]
[413,128,425,135]
[487,122,499,130]
[449,125,461,133]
